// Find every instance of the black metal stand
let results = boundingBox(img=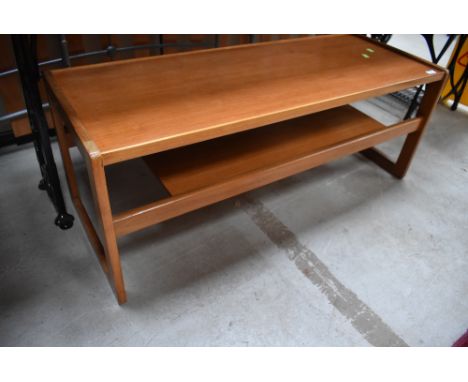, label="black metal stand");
[403,35,457,119]
[11,34,74,229]
[442,35,468,111]
[370,34,467,118]
[370,34,392,44]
